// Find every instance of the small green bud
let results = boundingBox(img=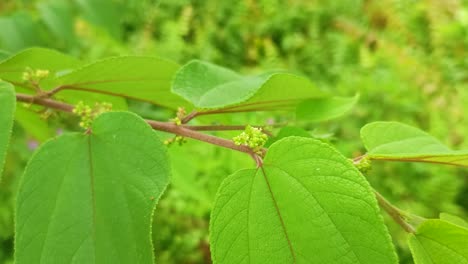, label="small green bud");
[176,107,186,119]
[35,69,50,78]
[164,135,186,147]
[22,67,50,83]
[353,156,372,173]
[171,117,182,126]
